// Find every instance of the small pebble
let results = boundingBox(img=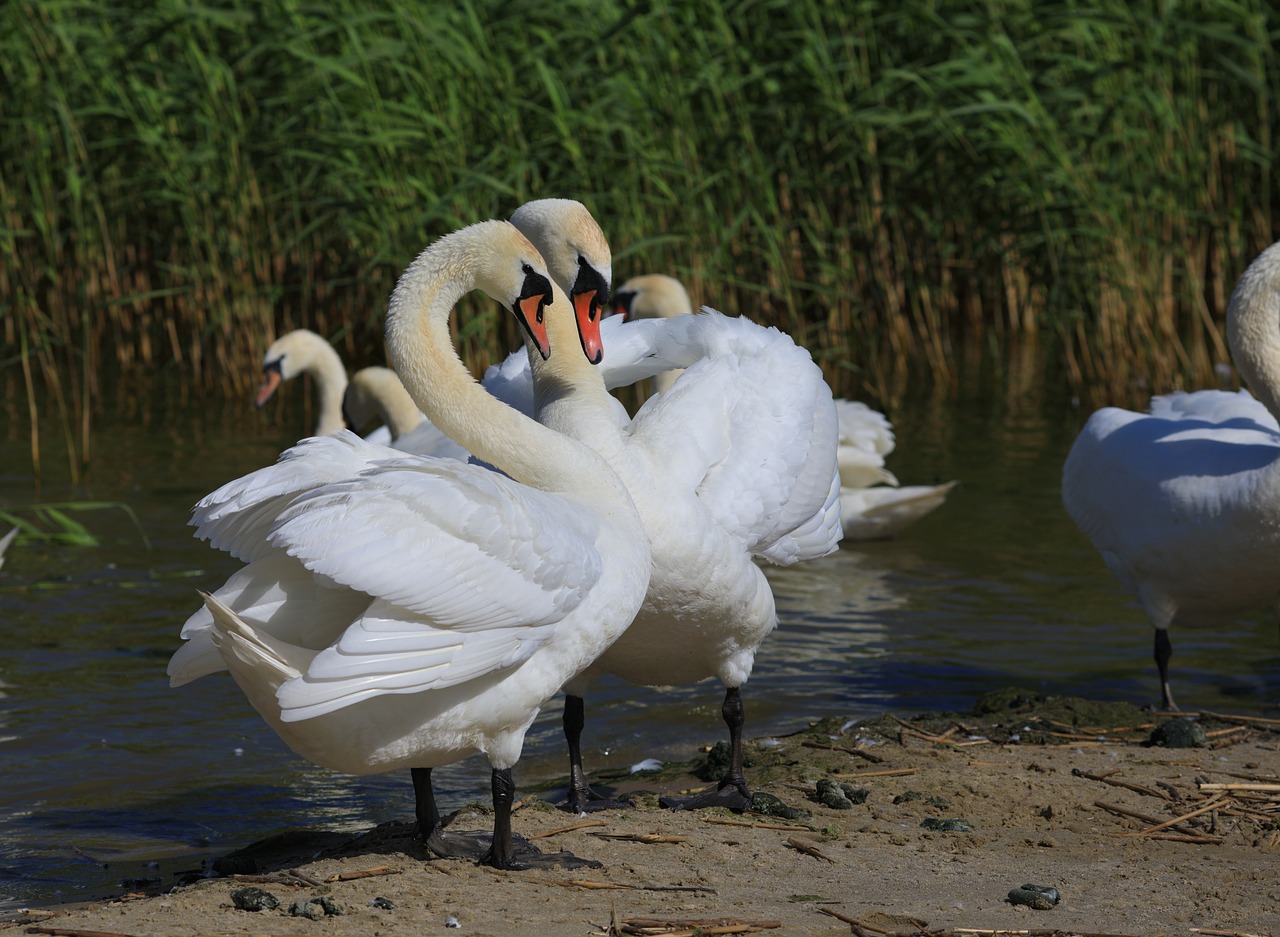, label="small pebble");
[750,791,808,819]
[230,887,279,912]
[289,899,325,920]
[920,817,974,832]
[1008,883,1060,910]
[1148,720,1206,748]
[371,896,396,910]
[893,790,923,804]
